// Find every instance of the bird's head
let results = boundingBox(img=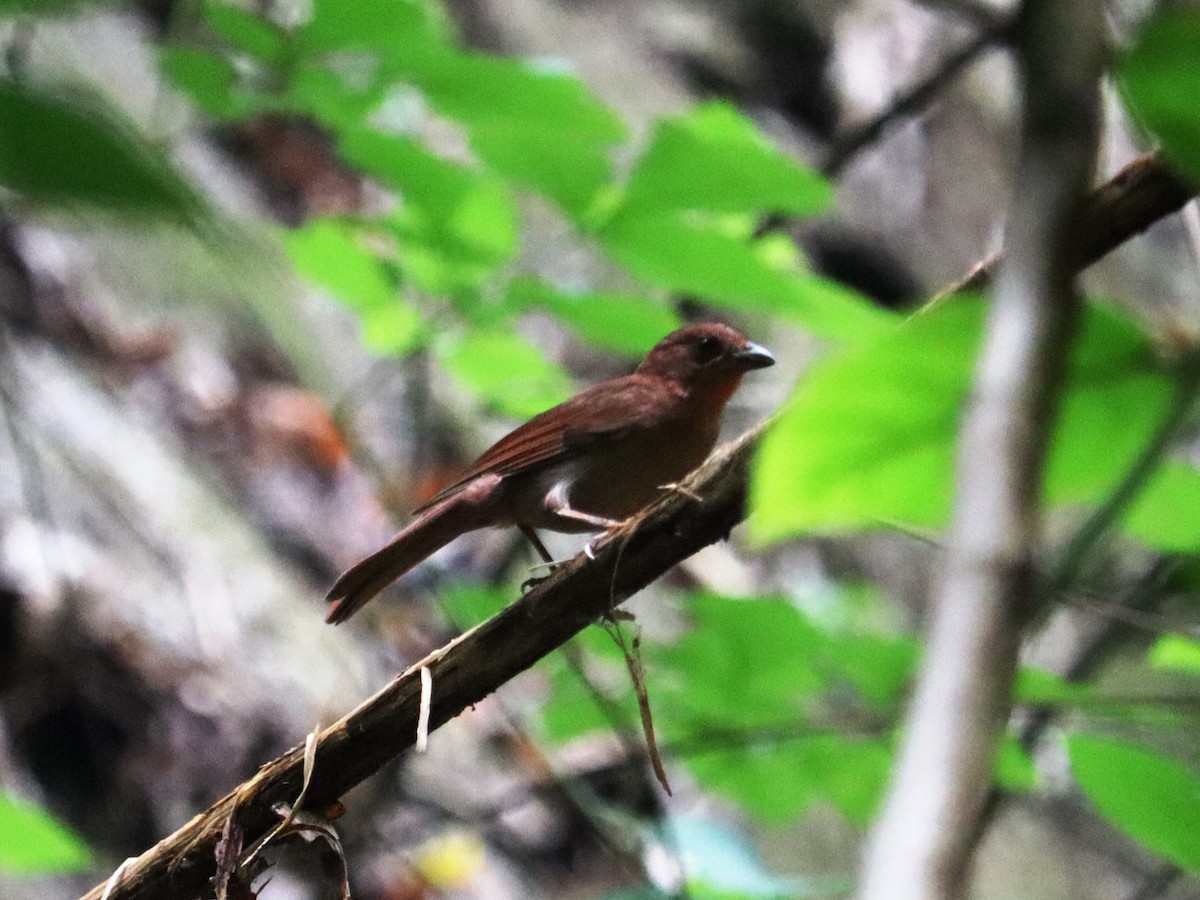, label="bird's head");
[635,322,774,402]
